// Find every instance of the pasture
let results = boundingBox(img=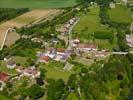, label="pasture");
[108,4,132,23]
[73,6,110,35]
[0,0,76,9]
[73,6,116,49]
[0,9,60,48]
